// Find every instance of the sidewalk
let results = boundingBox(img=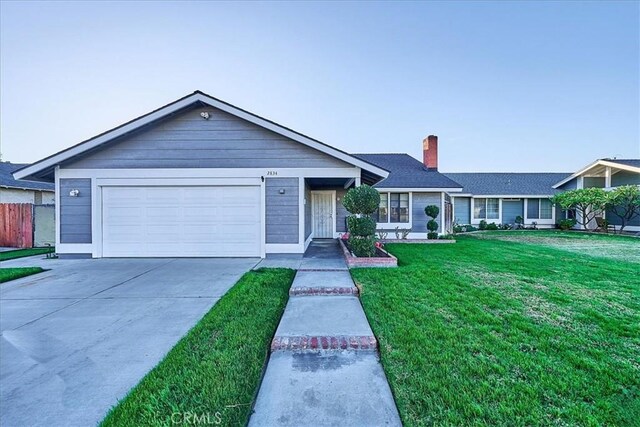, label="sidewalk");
[249,240,401,426]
